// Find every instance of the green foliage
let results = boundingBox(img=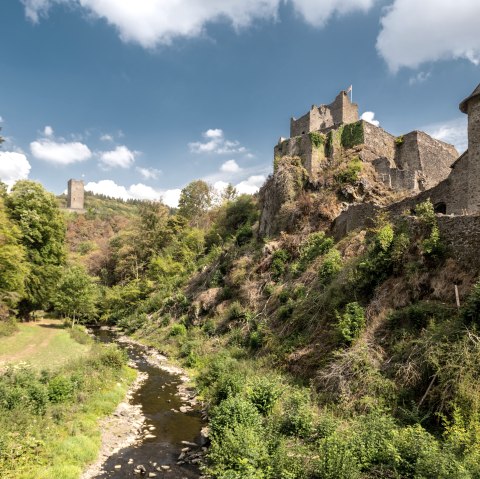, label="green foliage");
[53,264,98,324]
[308,131,326,149]
[334,157,362,185]
[68,325,93,345]
[271,249,290,280]
[314,434,360,479]
[178,180,212,225]
[47,375,75,403]
[461,278,480,325]
[0,197,29,307]
[395,135,404,145]
[280,390,315,439]
[319,249,342,284]
[5,180,66,313]
[294,232,334,274]
[336,302,366,344]
[247,376,281,415]
[169,323,187,337]
[210,395,263,438]
[341,121,364,149]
